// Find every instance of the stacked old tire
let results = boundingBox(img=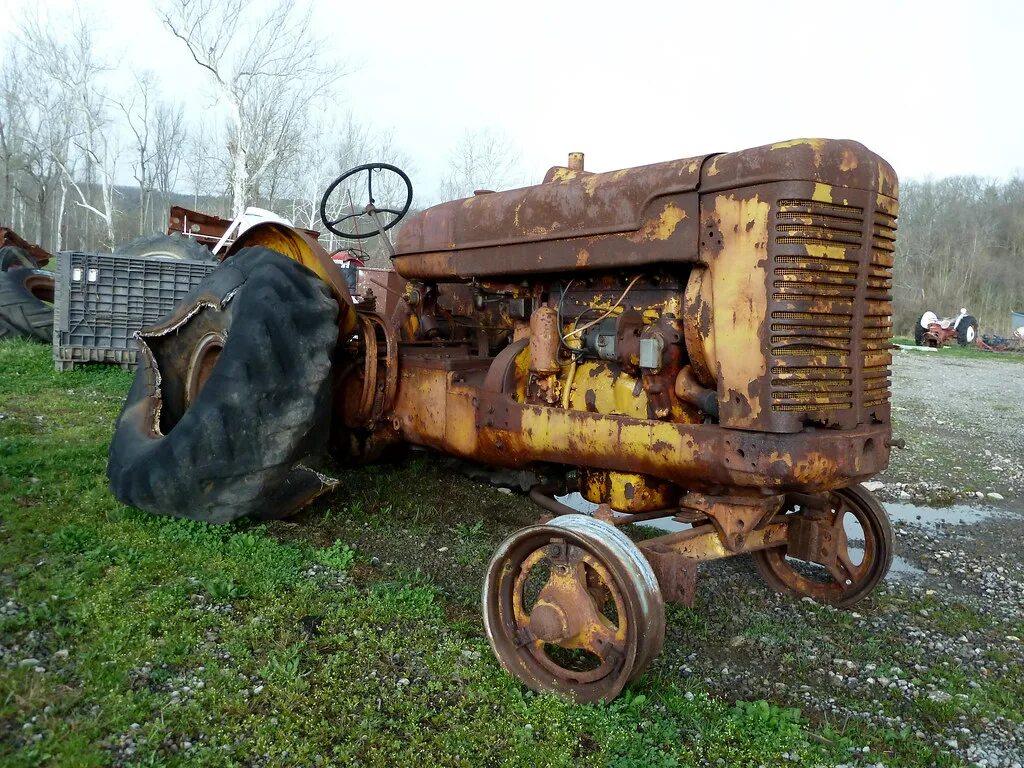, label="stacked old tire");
[0,246,54,343]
